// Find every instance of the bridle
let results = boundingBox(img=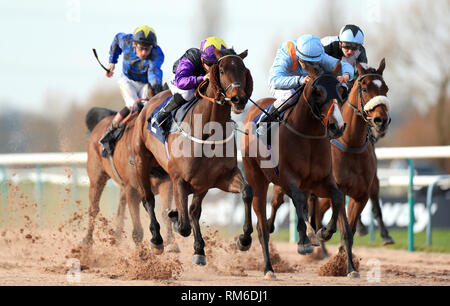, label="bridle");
[195,55,246,105]
[301,73,341,128]
[346,73,385,124]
